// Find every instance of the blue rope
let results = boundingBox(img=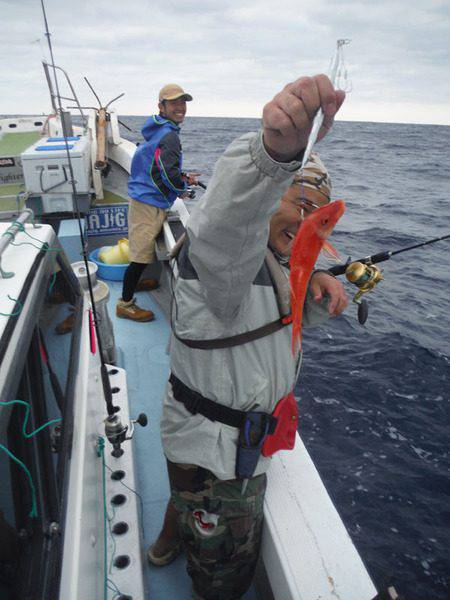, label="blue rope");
[0,400,62,519]
[0,295,23,317]
[0,400,61,438]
